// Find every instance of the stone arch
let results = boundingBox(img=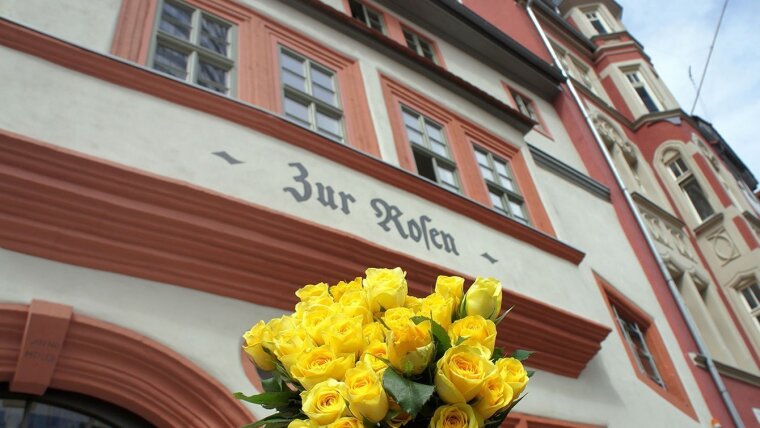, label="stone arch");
[0,301,253,428]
